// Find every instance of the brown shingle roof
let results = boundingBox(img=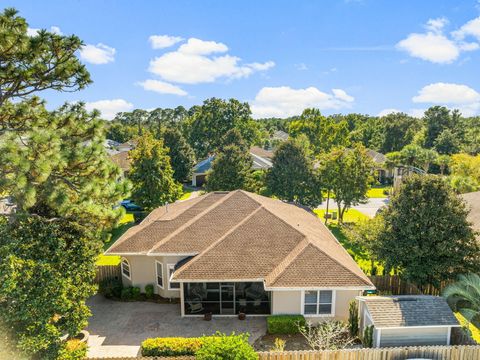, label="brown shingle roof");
[110,151,131,172]
[358,295,459,328]
[106,190,373,288]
